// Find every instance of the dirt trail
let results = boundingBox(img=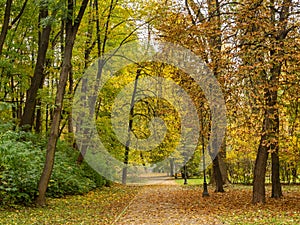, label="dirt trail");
[112,175,223,225]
